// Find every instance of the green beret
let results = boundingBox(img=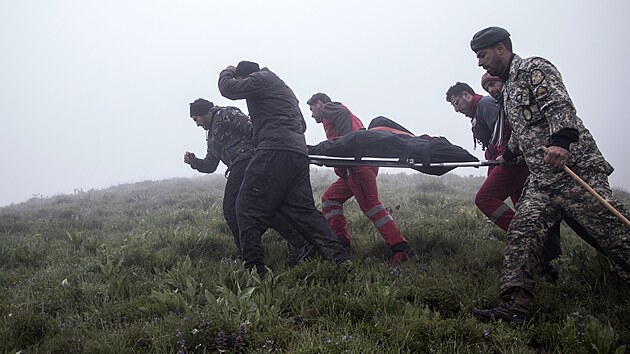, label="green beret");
[470,26,510,51]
